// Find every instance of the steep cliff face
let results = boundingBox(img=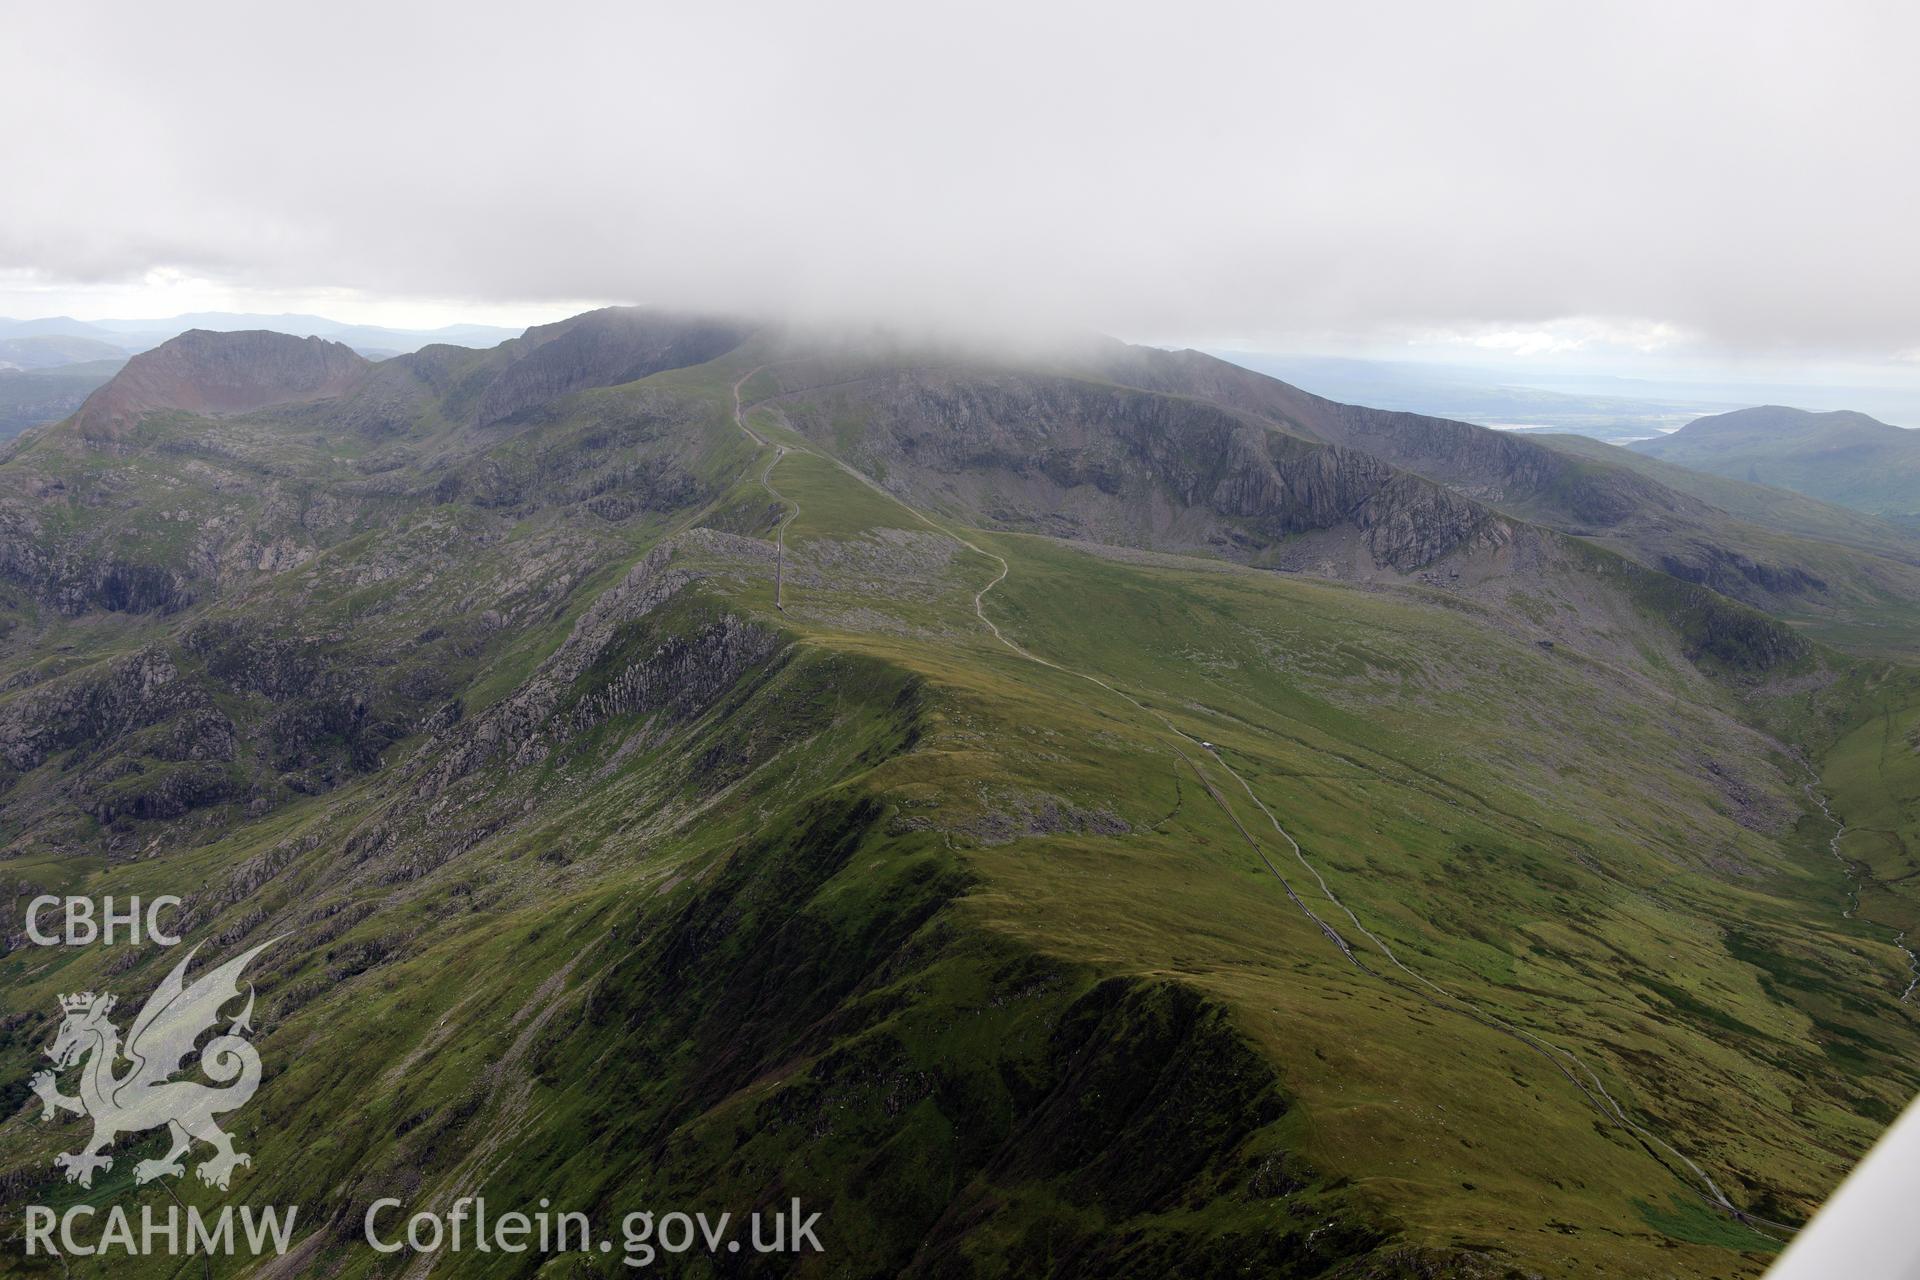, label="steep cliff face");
[1310,402,1692,525]
[72,329,369,438]
[1092,345,1699,526]
[771,366,1513,571]
[1083,346,1920,627]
